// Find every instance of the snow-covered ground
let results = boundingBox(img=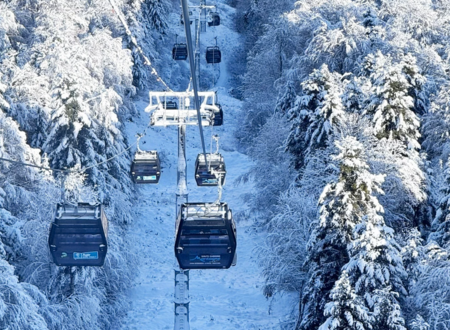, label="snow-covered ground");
[121,2,296,329]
